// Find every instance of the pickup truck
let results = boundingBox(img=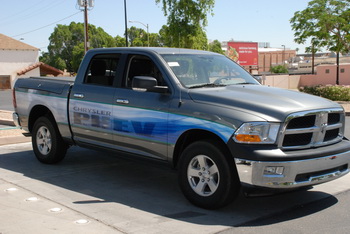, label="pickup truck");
[13,47,350,209]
